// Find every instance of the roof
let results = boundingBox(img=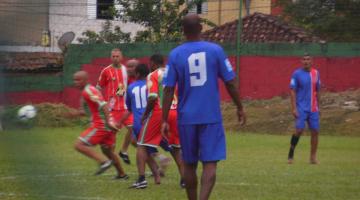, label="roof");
[0,52,63,73]
[201,12,321,43]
